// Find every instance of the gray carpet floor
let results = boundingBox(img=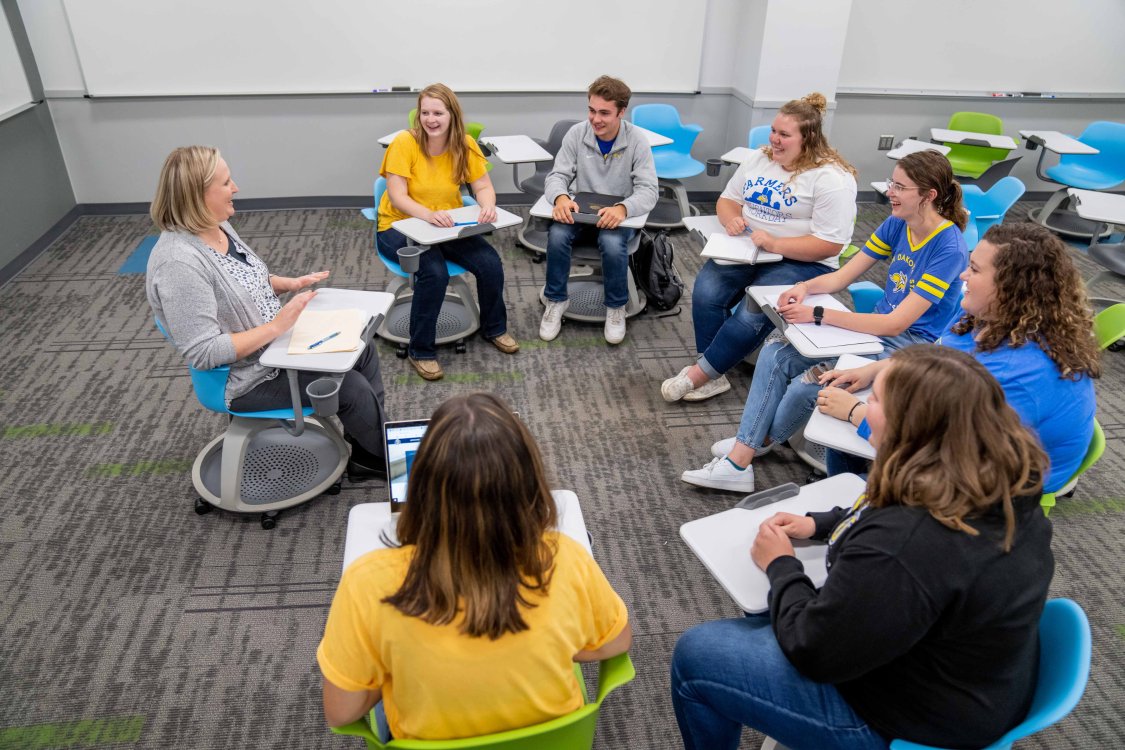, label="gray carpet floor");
[0,200,1122,749]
